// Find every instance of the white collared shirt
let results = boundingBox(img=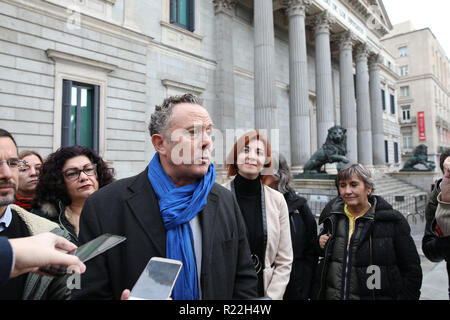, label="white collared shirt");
[0,205,13,233]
